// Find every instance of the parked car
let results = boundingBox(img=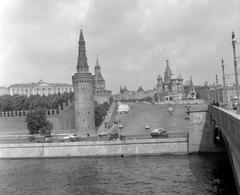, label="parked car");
[150,128,168,138]
[145,125,150,129]
[109,133,126,141]
[118,124,123,129]
[63,134,80,142]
